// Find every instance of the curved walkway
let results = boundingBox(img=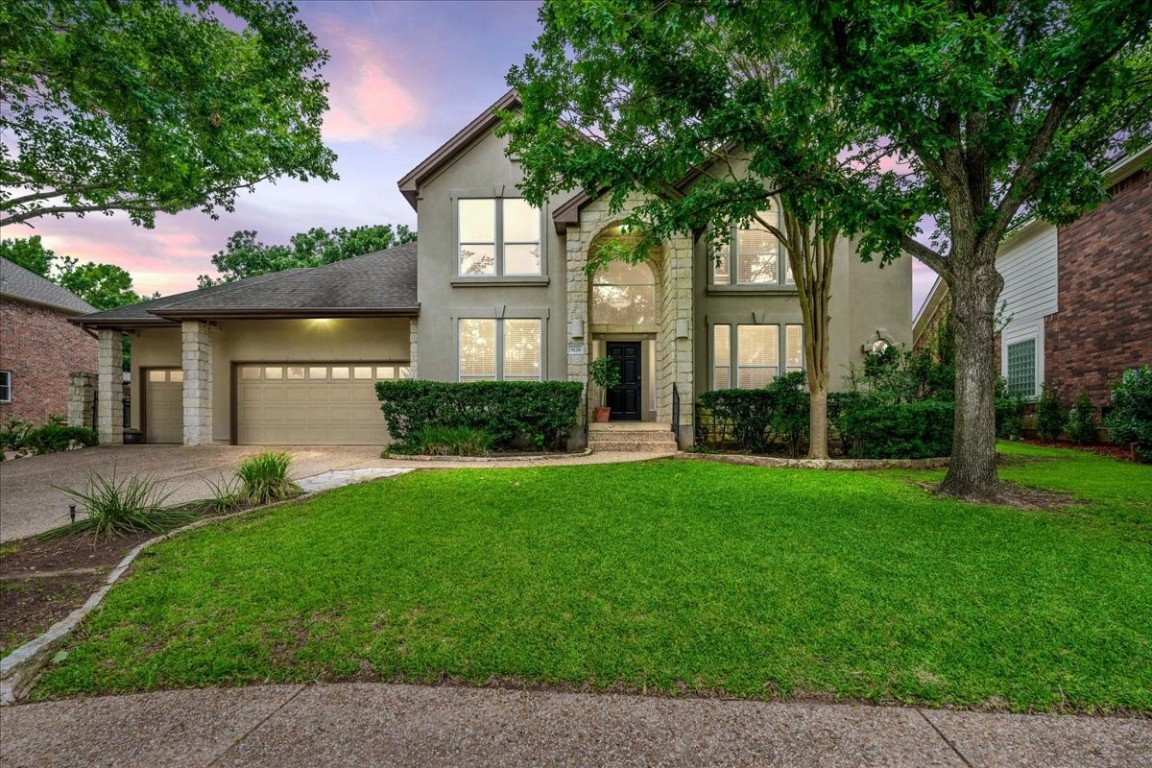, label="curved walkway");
[3,682,1148,767]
